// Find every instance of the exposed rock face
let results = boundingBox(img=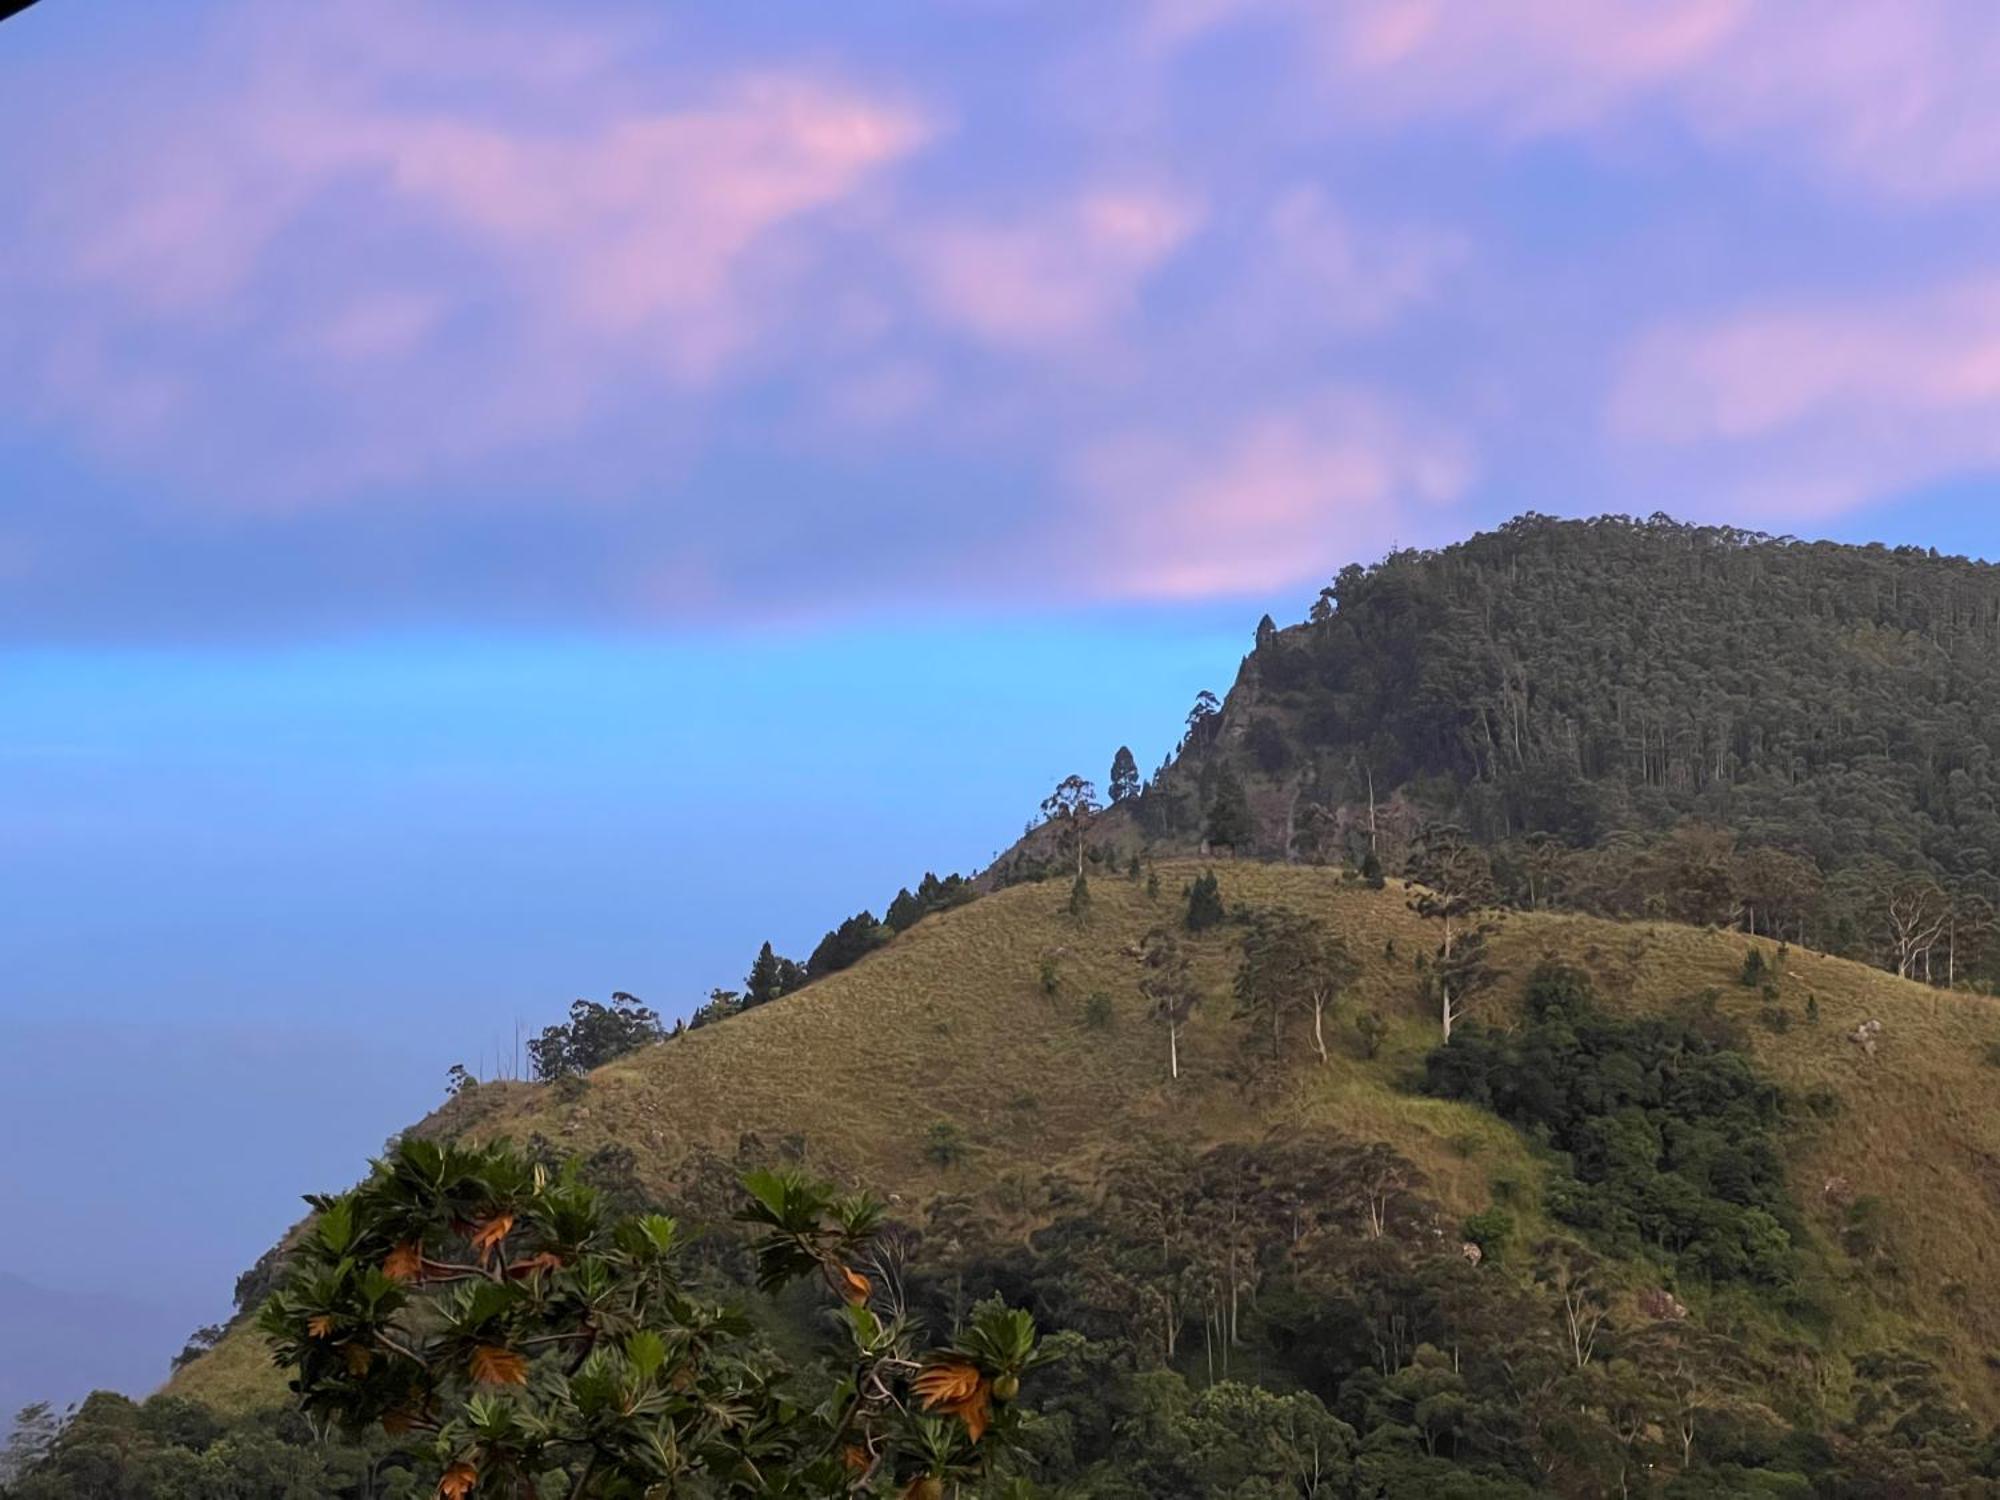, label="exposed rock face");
[1850,1018,1884,1057]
